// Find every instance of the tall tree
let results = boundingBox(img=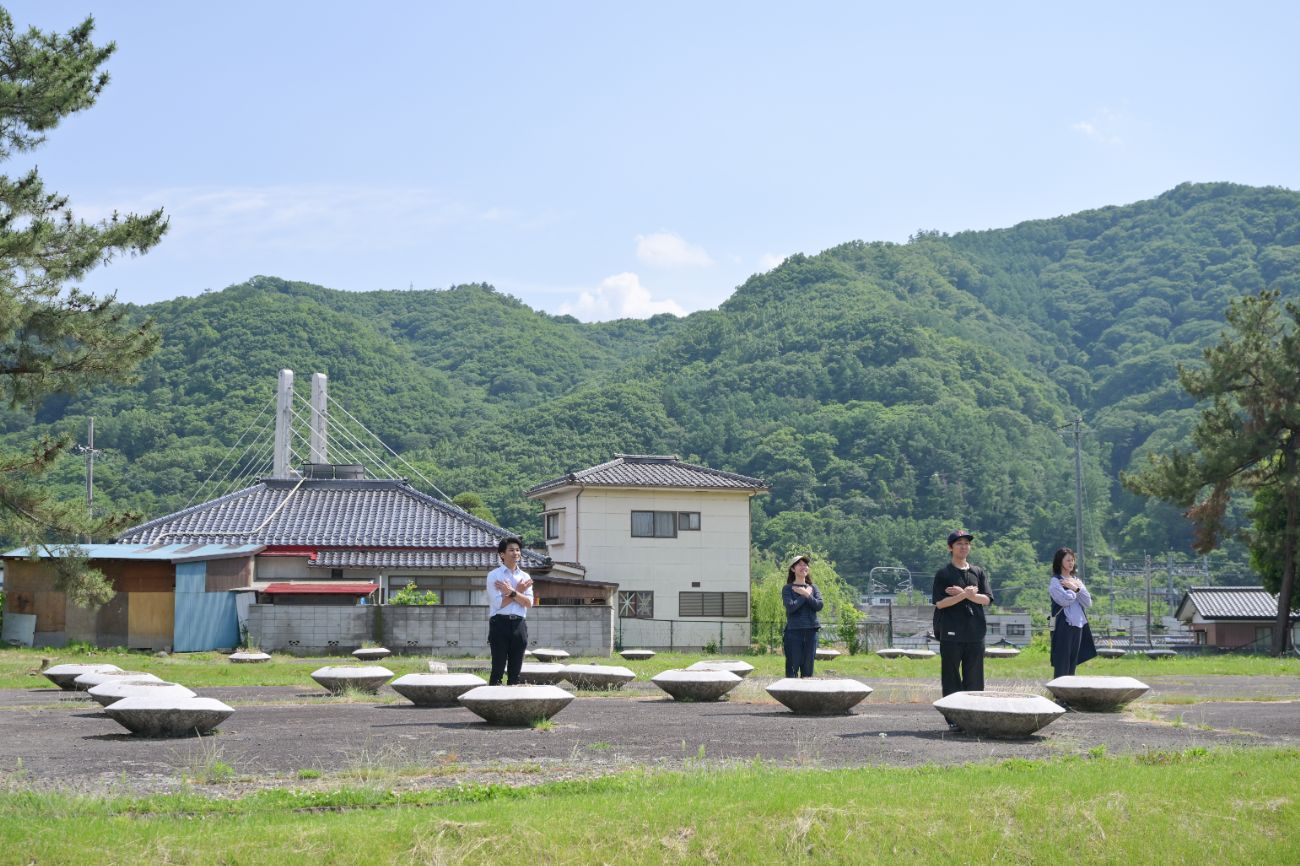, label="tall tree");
[1123,290,1300,655]
[0,9,167,605]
